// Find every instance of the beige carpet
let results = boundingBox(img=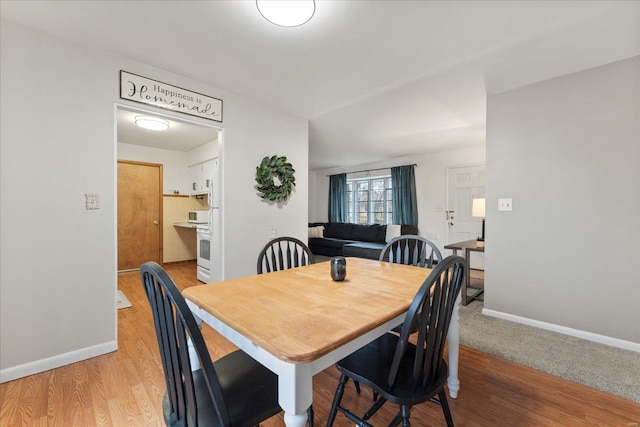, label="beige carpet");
[458,300,640,403]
